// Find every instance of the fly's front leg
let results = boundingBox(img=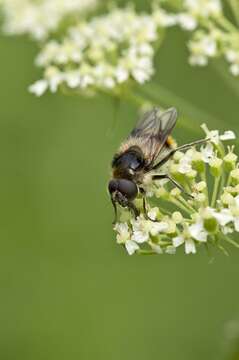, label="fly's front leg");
[152,138,209,170]
[111,197,118,225]
[127,201,140,219]
[153,174,194,199]
[139,187,157,221]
